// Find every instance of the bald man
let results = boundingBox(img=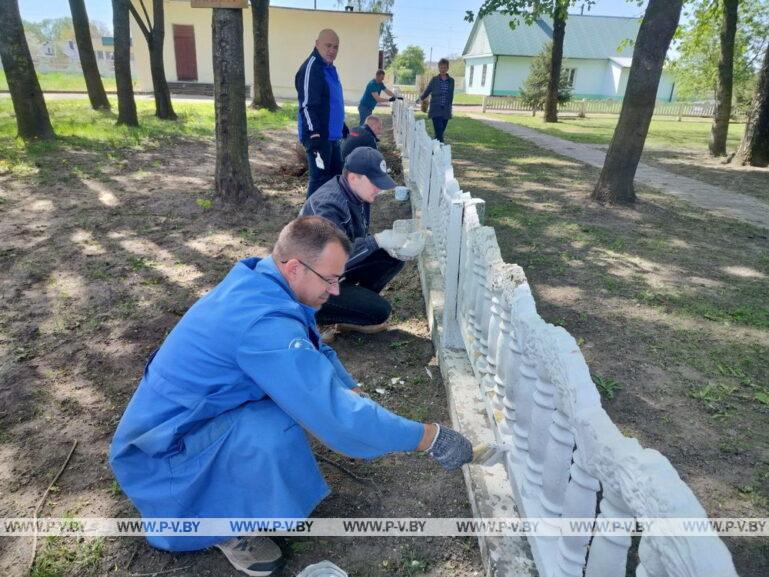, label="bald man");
[295,29,349,197]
